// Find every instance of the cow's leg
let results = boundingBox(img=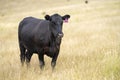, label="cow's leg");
[25,50,33,67]
[19,43,26,66]
[51,52,59,69]
[38,53,45,69]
